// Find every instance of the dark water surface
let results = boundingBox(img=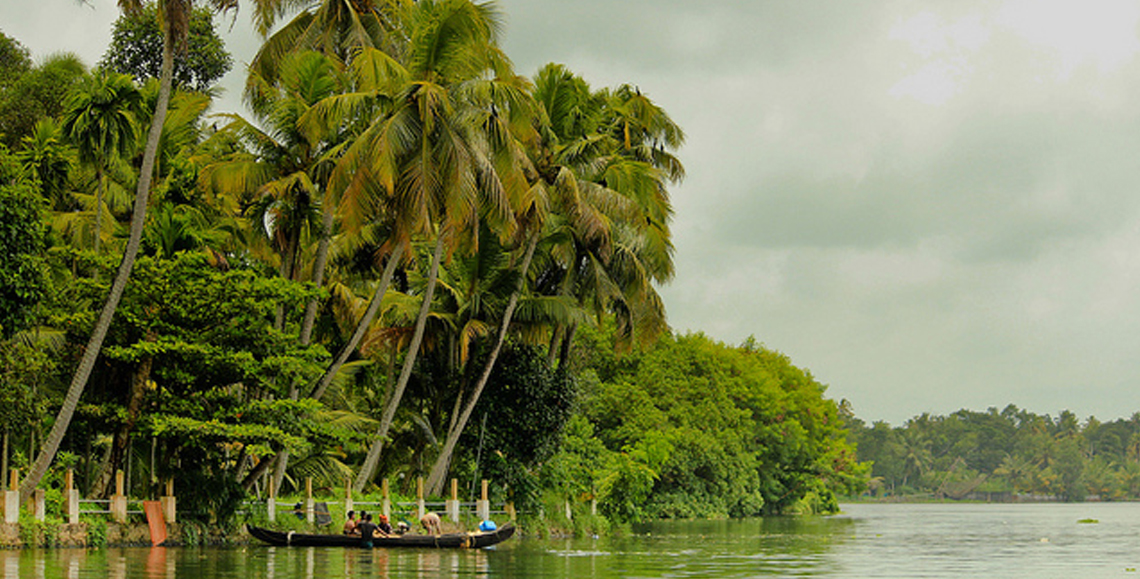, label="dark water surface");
[5,503,1140,577]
